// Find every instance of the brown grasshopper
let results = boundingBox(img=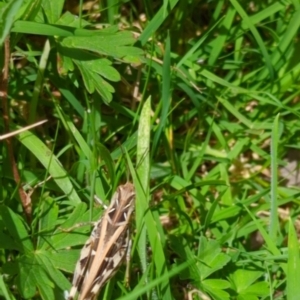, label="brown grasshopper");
[67,183,135,300]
